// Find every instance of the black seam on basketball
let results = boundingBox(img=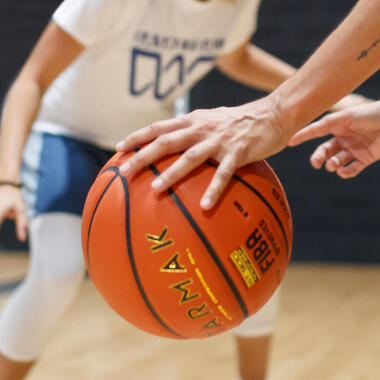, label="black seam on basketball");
[148,164,249,319]
[102,166,186,339]
[204,161,290,258]
[86,170,118,273]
